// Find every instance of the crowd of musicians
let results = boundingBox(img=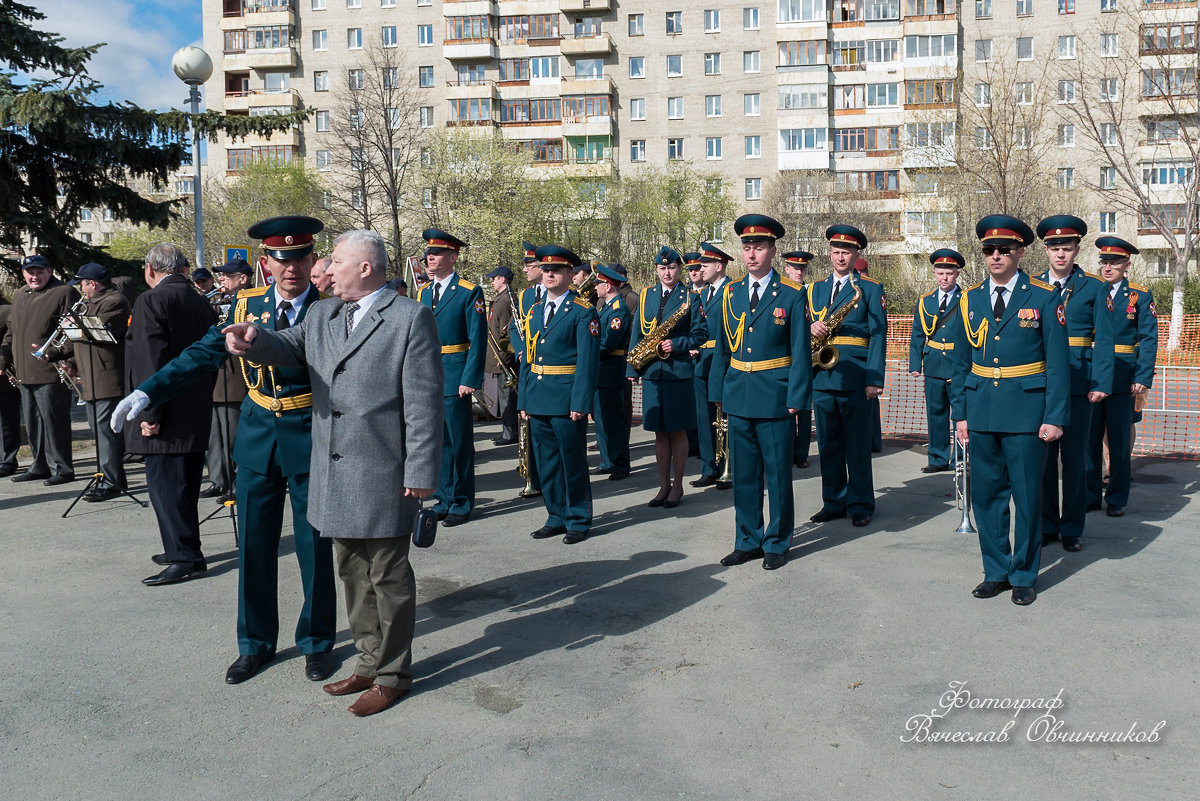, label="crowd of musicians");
[0,208,1158,716]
